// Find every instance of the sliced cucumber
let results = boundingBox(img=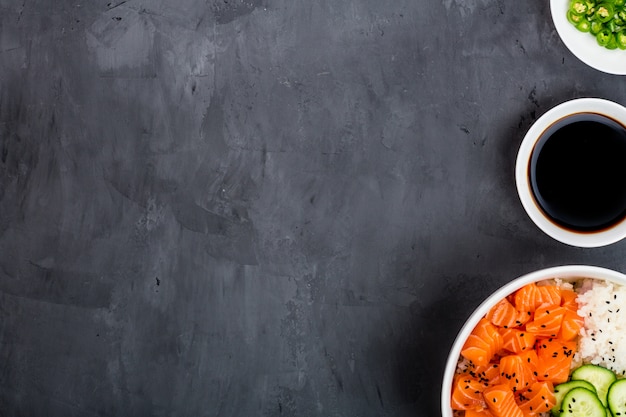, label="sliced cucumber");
[608,379,626,417]
[560,387,607,417]
[572,364,617,407]
[552,380,597,416]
